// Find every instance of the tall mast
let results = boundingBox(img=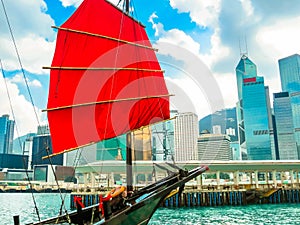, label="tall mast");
[125,0,133,194]
[125,0,129,13]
